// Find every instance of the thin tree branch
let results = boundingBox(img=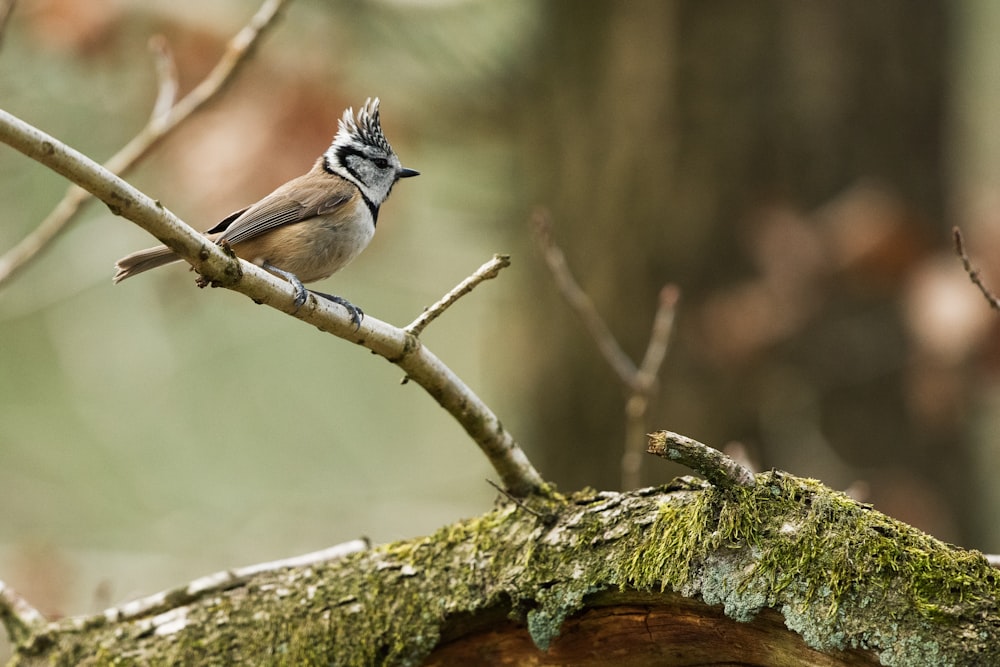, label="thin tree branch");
[100,539,369,626]
[647,431,756,490]
[532,208,638,386]
[0,109,547,499]
[148,35,179,122]
[405,254,511,336]
[622,285,680,489]
[0,0,289,288]
[636,285,680,388]
[953,225,1000,310]
[532,208,679,490]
